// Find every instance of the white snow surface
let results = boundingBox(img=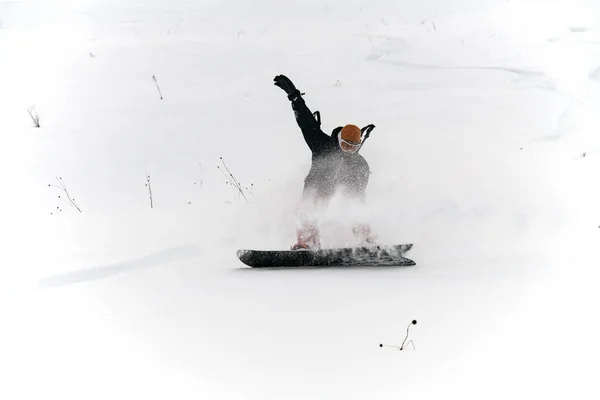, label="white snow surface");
[1,0,600,399]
